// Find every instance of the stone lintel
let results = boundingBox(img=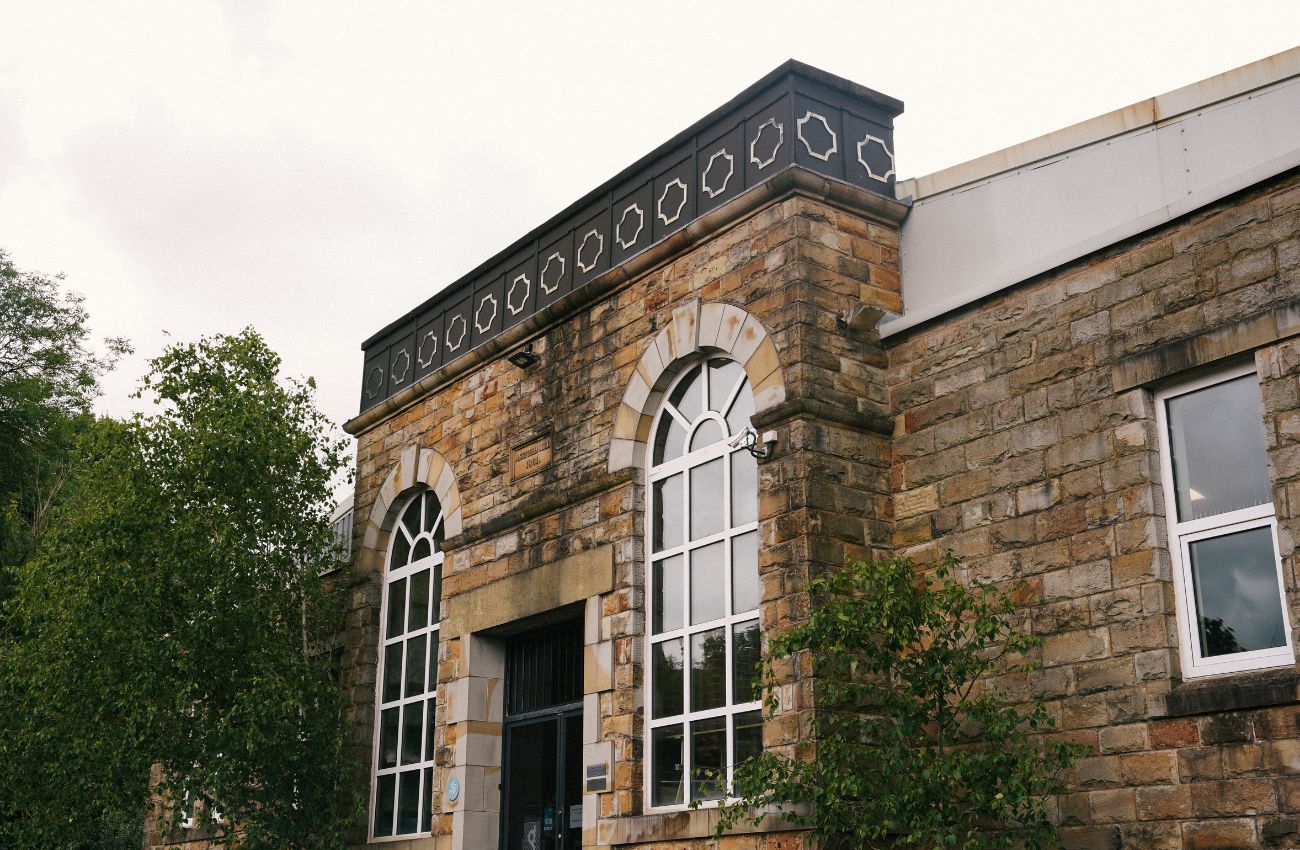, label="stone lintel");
[441,545,614,638]
[1111,300,1300,391]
